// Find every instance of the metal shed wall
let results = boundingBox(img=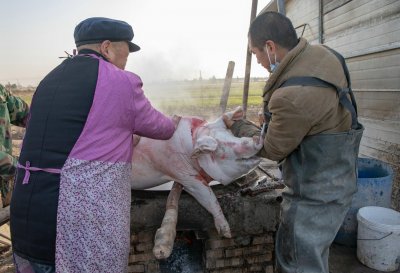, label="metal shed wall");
[260,0,400,209]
